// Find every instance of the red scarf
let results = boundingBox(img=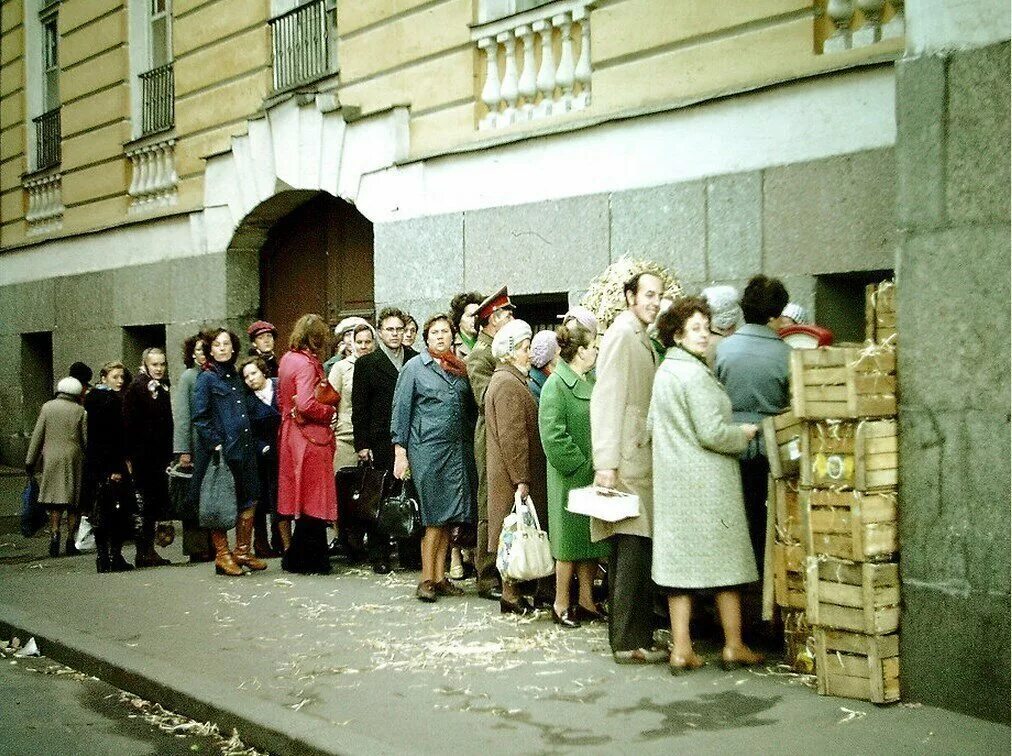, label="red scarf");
[430,348,468,378]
